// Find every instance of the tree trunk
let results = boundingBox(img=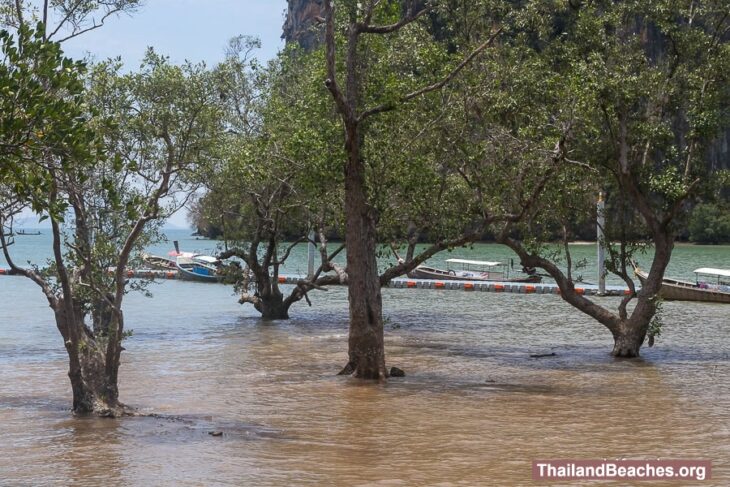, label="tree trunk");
[91,293,114,335]
[258,294,291,320]
[250,270,292,320]
[340,124,388,380]
[609,233,671,358]
[56,308,125,417]
[611,323,648,358]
